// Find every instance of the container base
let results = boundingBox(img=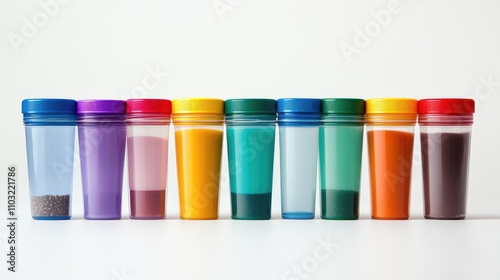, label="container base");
[84,216,121,220]
[282,212,314,219]
[425,215,465,220]
[32,216,71,220]
[180,216,219,220]
[130,215,166,220]
[321,216,358,220]
[232,216,271,220]
[371,216,409,220]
